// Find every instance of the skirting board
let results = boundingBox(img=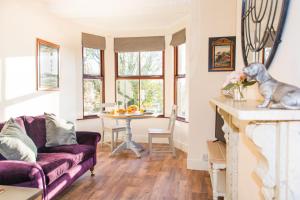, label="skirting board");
[102,134,188,153]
